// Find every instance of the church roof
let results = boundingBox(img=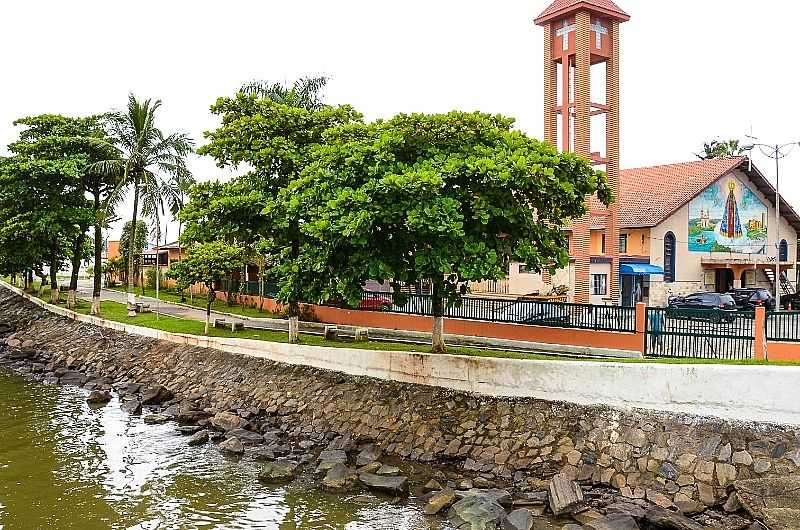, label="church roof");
[582,157,800,234]
[535,0,630,25]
